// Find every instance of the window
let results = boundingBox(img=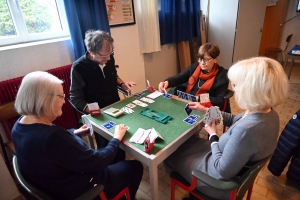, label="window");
[0,0,69,47]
